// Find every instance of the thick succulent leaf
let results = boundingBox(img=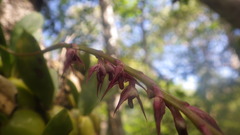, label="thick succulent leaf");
[78,116,96,135]
[43,109,73,135]
[0,25,11,77]
[79,75,99,115]
[89,113,101,134]
[4,12,44,77]
[1,109,45,135]
[10,78,37,109]
[15,31,54,109]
